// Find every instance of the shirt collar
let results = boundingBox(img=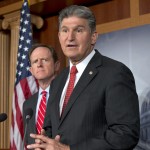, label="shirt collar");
[69,49,95,73]
[39,85,50,95]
